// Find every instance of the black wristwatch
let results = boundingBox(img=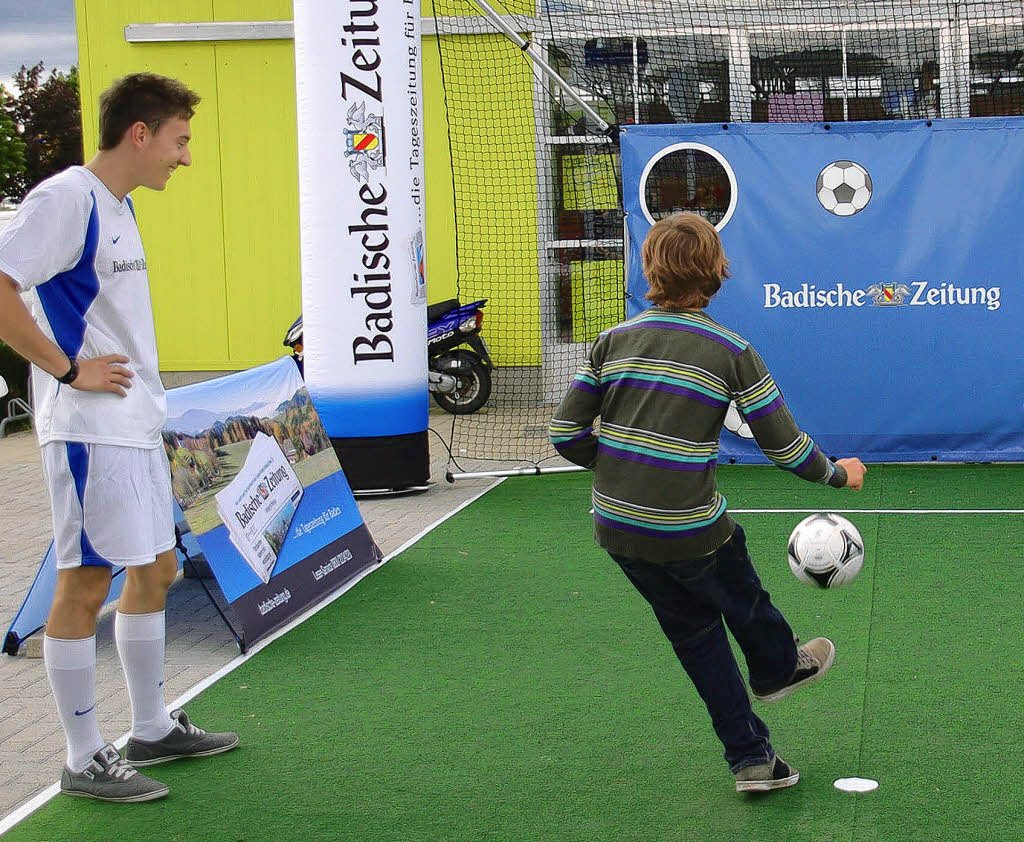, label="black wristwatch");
[57,358,79,385]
